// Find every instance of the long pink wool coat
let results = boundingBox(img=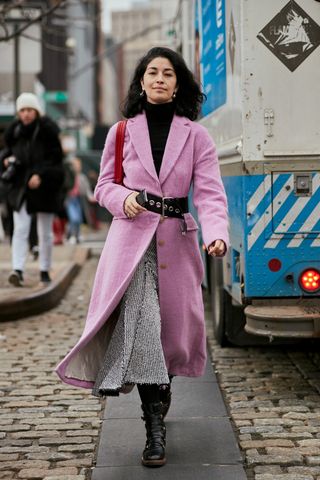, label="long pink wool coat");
[55,112,229,389]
